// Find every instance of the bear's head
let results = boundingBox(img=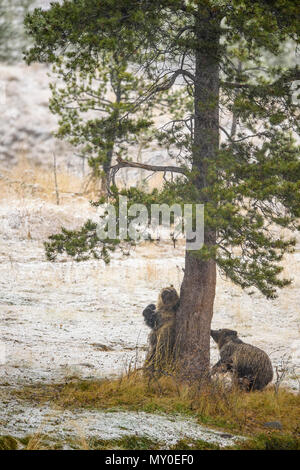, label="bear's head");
[157,286,179,311]
[211,328,238,348]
